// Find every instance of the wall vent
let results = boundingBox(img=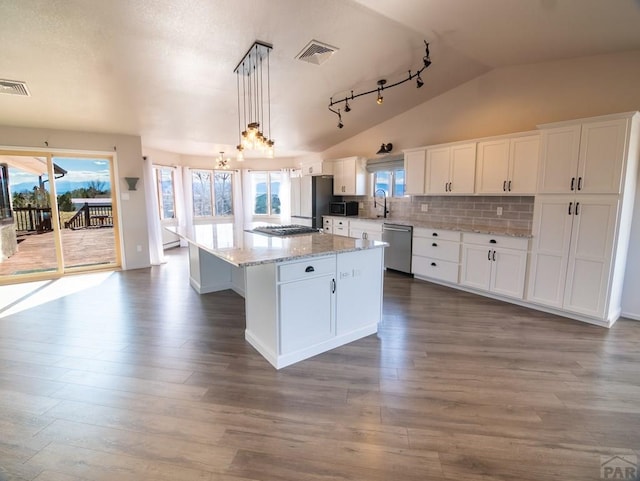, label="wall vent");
[295,40,338,65]
[0,79,30,96]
